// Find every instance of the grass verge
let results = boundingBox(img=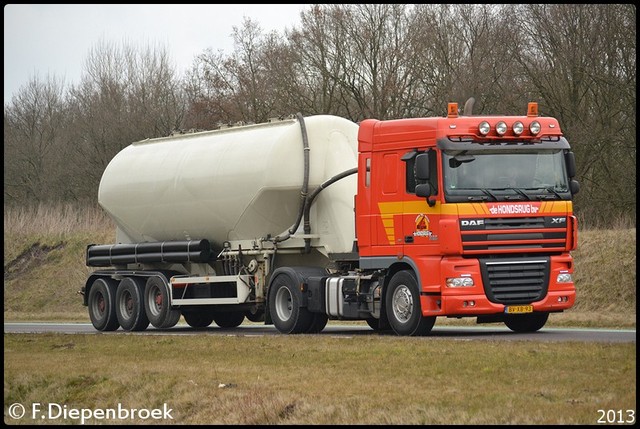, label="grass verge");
[4,333,636,425]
